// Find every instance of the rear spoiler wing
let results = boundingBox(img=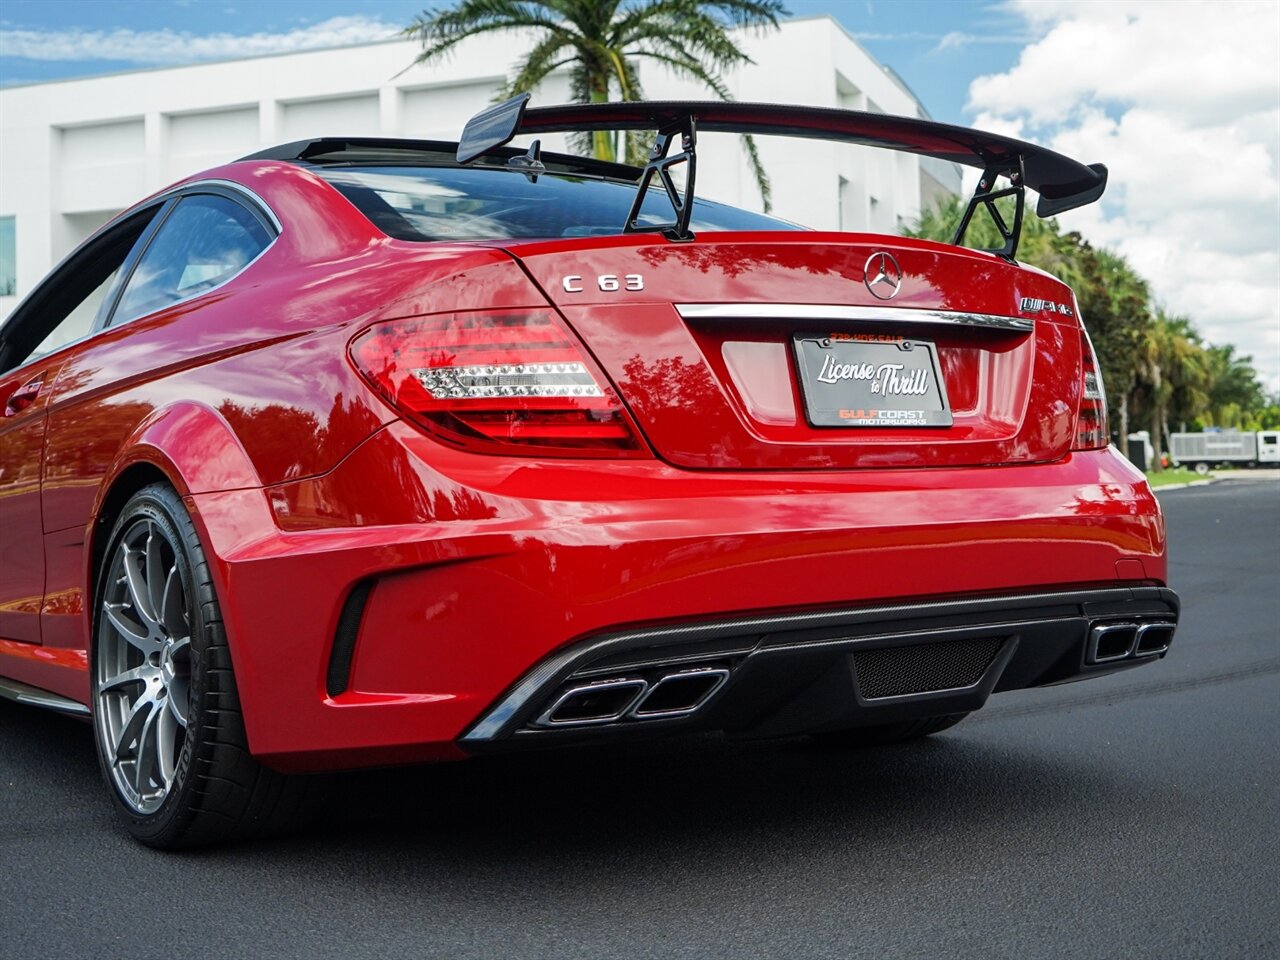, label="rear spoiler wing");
[458,95,1107,257]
